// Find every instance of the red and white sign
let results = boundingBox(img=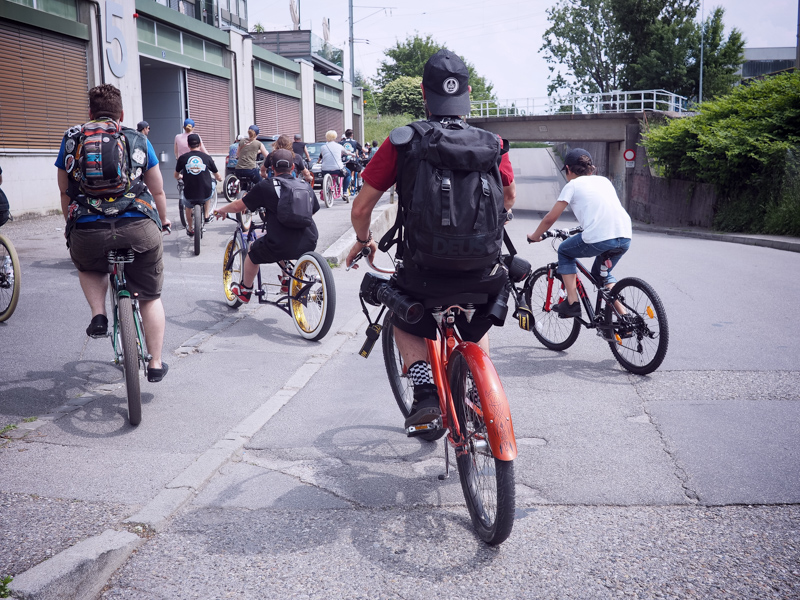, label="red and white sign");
[623,149,636,161]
